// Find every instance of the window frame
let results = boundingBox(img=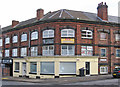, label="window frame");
[100,48,106,57]
[12,35,18,43]
[116,49,120,58]
[12,48,18,57]
[31,47,38,56]
[0,38,2,46]
[100,32,107,40]
[5,49,9,57]
[43,30,54,38]
[21,47,27,57]
[81,46,93,56]
[61,29,75,37]
[42,45,54,56]
[61,45,75,56]
[30,62,37,73]
[115,34,120,41]
[100,66,108,74]
[15,62,19,72]
[81,30,93,39]
[5,37,10,44]
[21,33,27,42]
[31,31,38,40]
